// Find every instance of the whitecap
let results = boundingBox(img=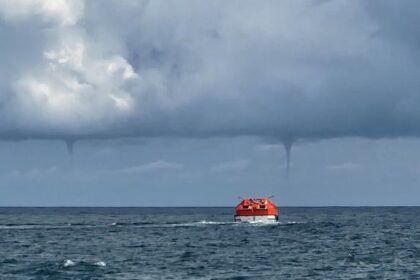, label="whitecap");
[94,261,106,267]
[63,259,76,267]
